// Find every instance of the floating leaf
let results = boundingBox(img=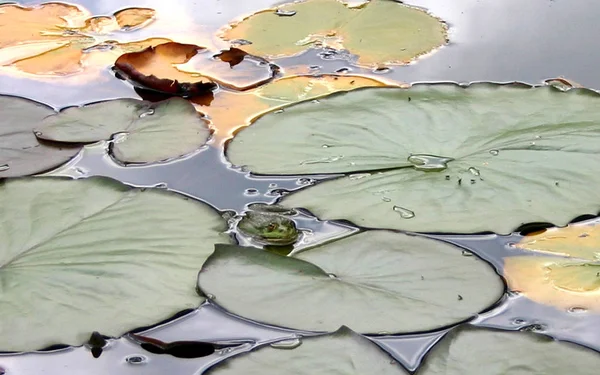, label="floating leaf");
[420,326,600,374]
[228,84,600,234]
[504,220,600,312]
[0,2,159,76]
[198,231,503,333]
[35,97,210,164]
[197,74,394,139]
[221,0,447,67]
[0,95,81,178]
[0,177,229,351]
[114,42,276,96]
[206,327,409,375]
